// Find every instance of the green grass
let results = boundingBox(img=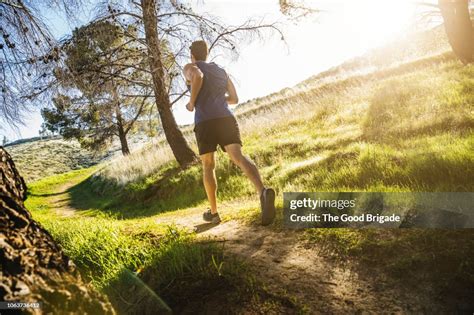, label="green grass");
[52,57,472,309]
[26,171,304,313]
[23,52,474,312]
[26,171,159,288]
[88,59,473,215]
